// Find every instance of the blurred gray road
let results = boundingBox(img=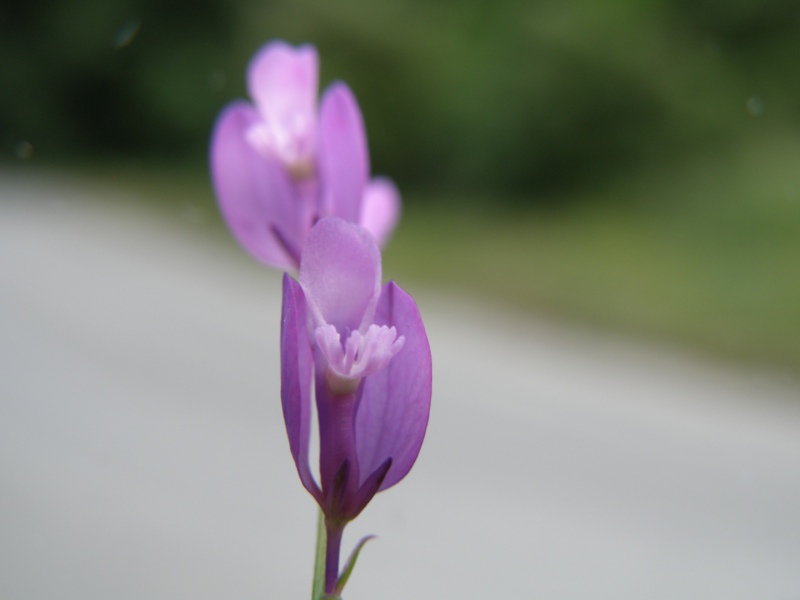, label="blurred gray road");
[2,170,800,600]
